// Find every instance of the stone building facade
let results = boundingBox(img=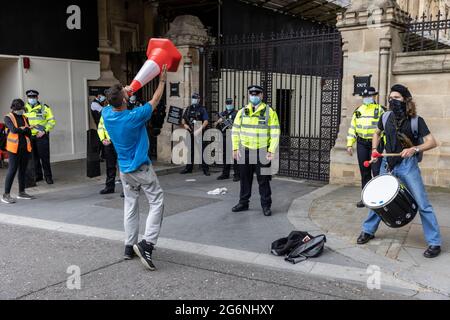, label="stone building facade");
[330,0,450,188]
[398,0,450,18]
